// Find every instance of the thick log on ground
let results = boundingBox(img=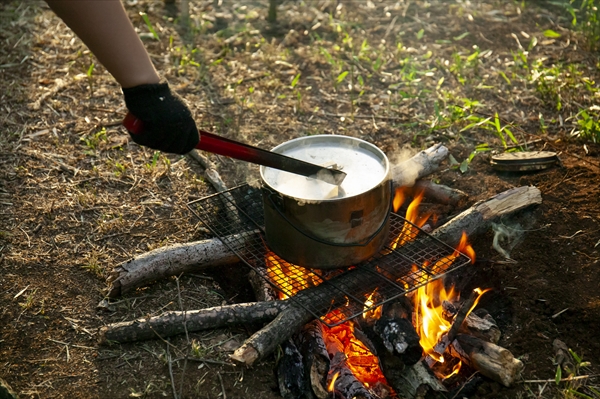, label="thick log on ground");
[107,236,245,298]
[294,321,330,399]
[230,186,542,367]
[392,143,449,188]
[432,186,542,248]
[449,334,524,387]
[98,300,286,344]
[276,339,309,399]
